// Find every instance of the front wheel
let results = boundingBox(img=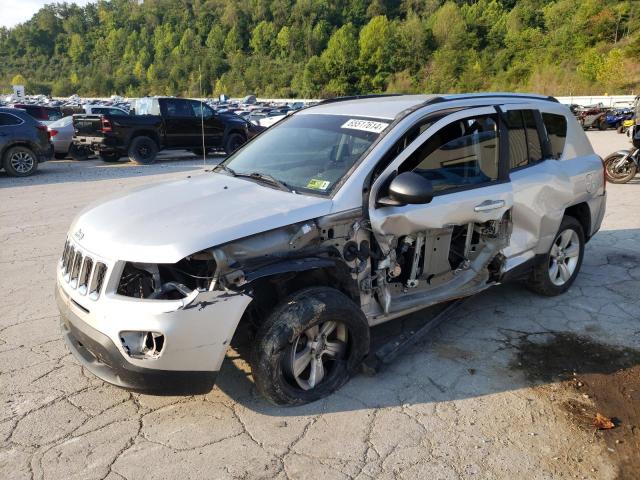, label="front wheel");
[250,287,370,406]
[604,153,637,184]
[224,133,245,155]
[527,216,584,297]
